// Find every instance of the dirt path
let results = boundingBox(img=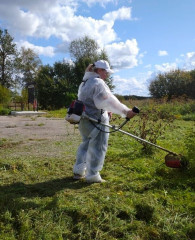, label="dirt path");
[0,115,76,141]
[0,115,81,159]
